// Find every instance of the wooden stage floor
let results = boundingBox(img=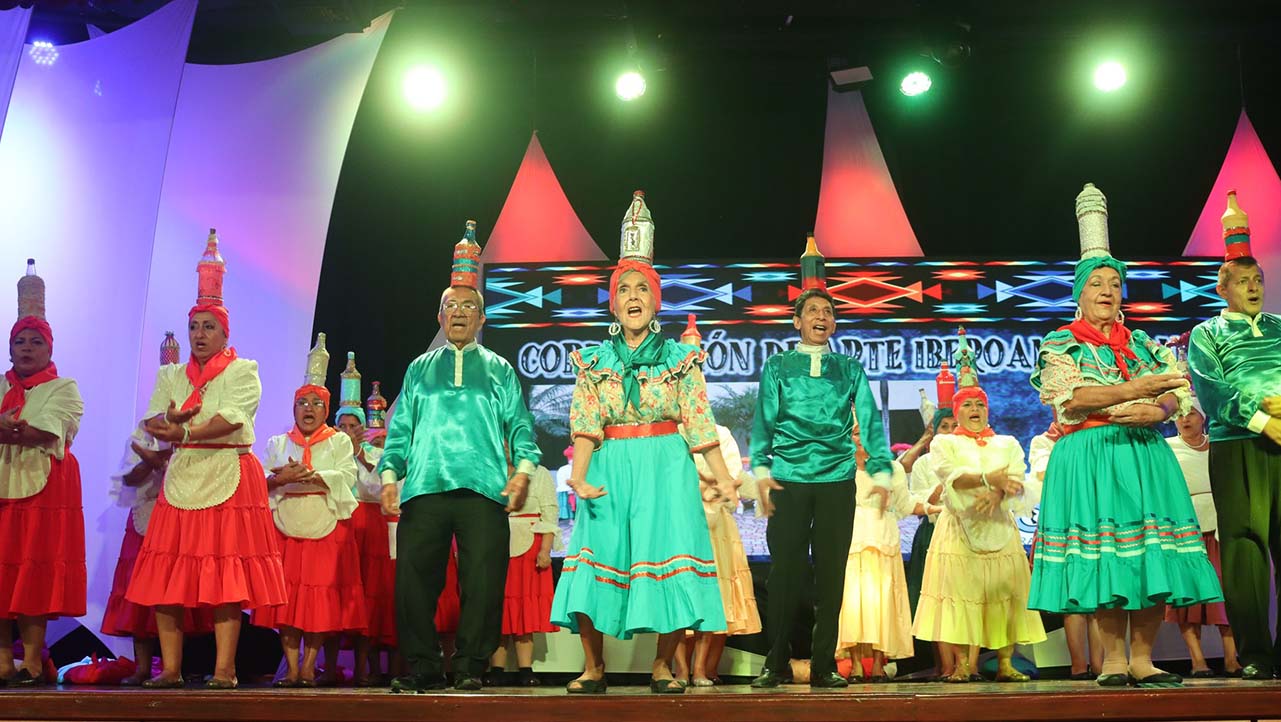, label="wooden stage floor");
[3,678,1281,722]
